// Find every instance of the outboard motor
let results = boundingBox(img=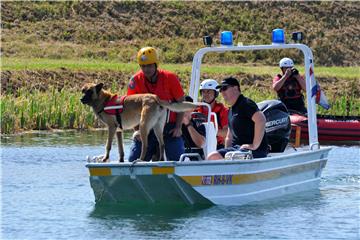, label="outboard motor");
[257,100,291,152]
